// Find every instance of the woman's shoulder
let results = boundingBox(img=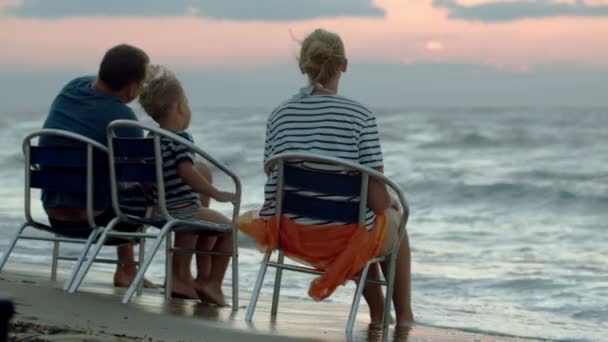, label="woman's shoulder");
[270,94,374,121]
[325,95,374,116]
